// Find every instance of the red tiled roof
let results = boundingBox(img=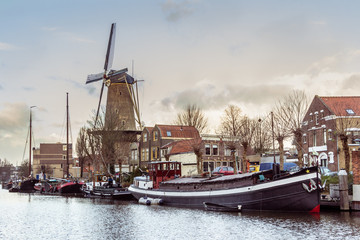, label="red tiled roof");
[165,139,201,155]
[319,96,360,116]
[155,125,200,139]
[143,127,154,133]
